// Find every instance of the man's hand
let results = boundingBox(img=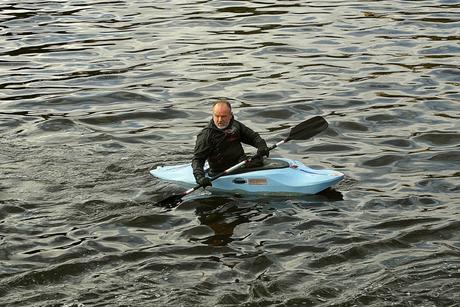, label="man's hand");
[197,177,212,188]
[257,144,270,158]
